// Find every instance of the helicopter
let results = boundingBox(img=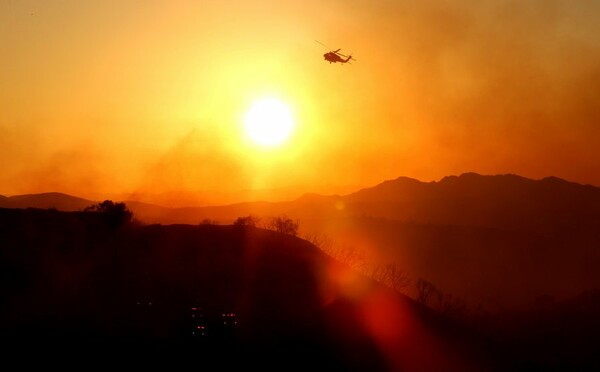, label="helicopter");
[316,40,356,64]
